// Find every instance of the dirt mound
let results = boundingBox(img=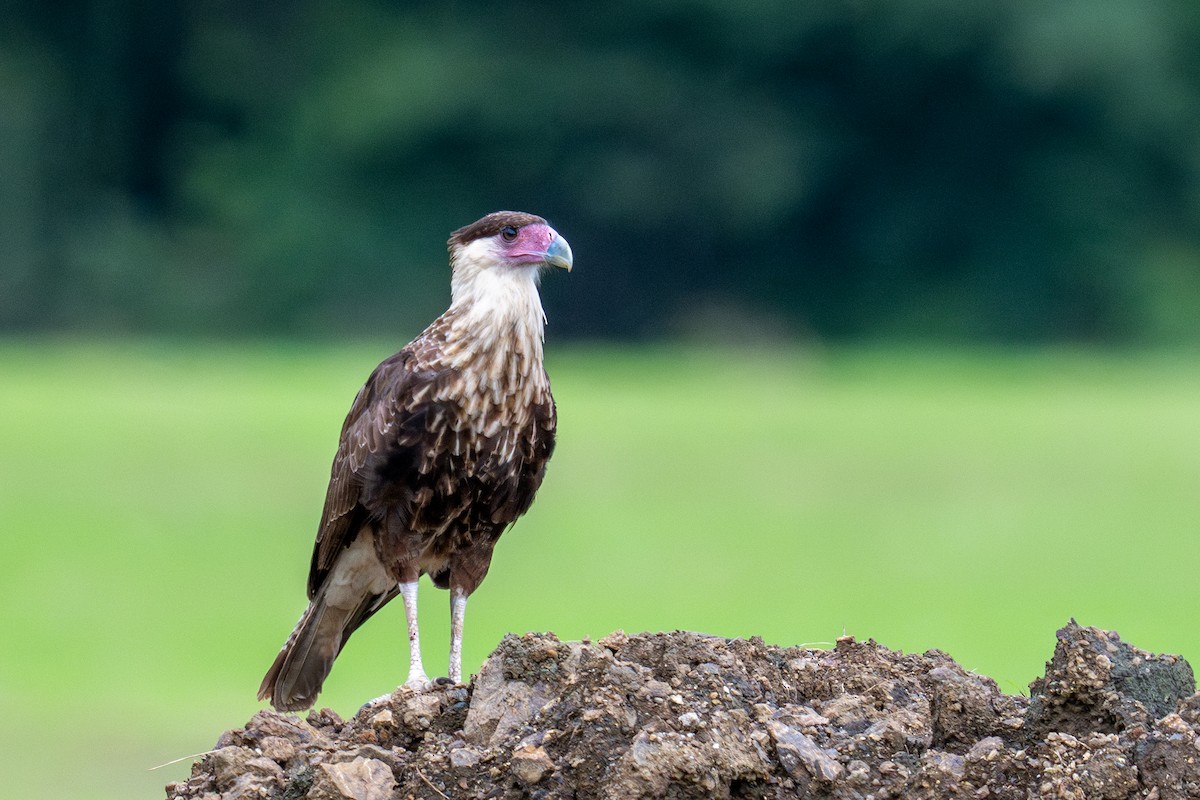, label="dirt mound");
[168,622,1199,799]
